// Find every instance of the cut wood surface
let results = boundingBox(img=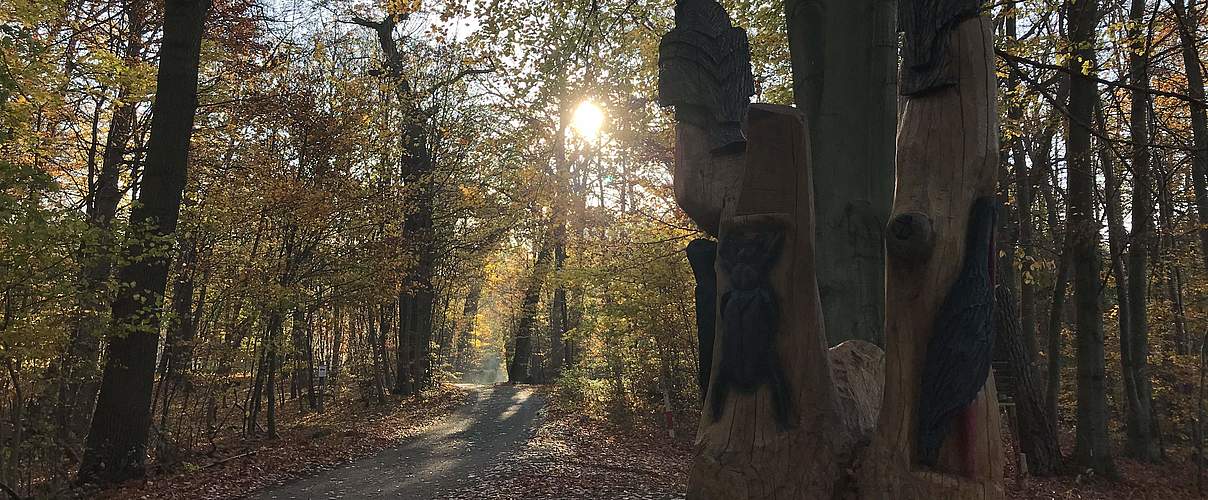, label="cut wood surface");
[688,104,850,499]
[674,122,745,236]
[857,15,1004,500]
